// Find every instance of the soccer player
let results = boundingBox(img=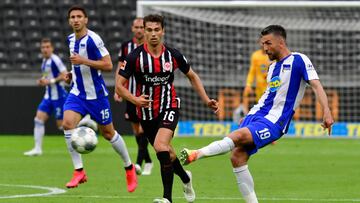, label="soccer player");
[114,17,153,176]
[180,25,334,203]
[116,14,218,203]
[242,42,271,113]
[63,5,137,192]
[24,38,68,156]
